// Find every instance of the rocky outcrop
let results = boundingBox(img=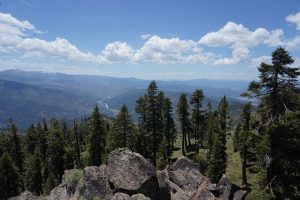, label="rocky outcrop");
[107,148,157,199]
[51,184,68,200]
[157,156,228,200]
[9,191,49,200]
[217,175,232,200]
[233,190,247,200]
[111,193,130,200]
[12,148,246,200]
[74,165,113,200]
